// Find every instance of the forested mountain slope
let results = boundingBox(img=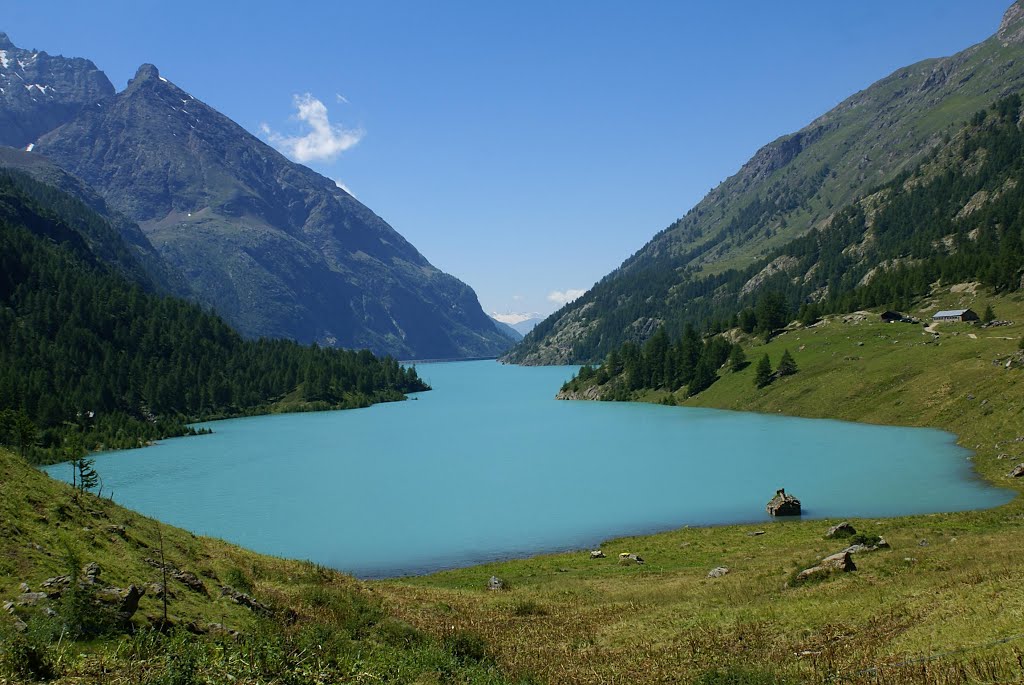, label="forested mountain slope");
[507,1,1024,364]
[0,174,427,461]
